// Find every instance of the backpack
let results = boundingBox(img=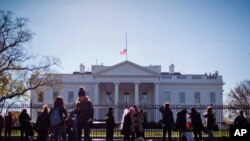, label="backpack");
[50,108,61,126]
